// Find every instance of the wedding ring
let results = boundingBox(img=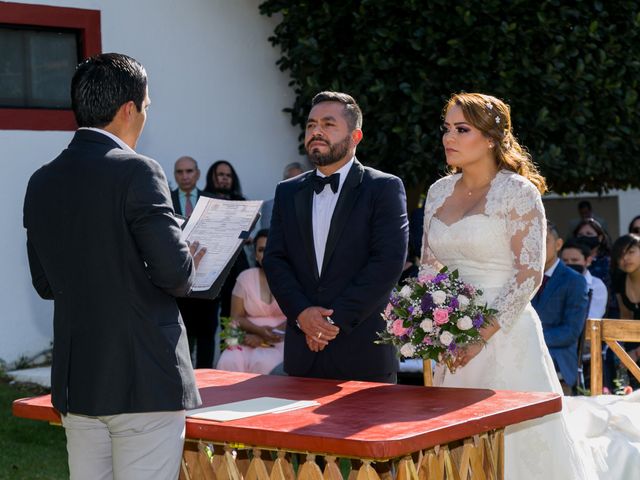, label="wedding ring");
[317,332,322,339]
